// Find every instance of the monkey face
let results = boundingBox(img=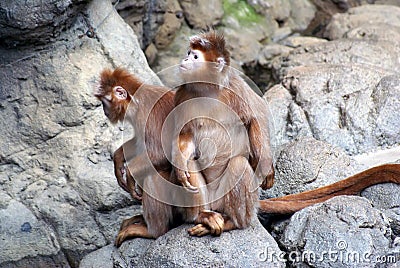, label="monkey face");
[180,49,206,72]
[179,49,227,84]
